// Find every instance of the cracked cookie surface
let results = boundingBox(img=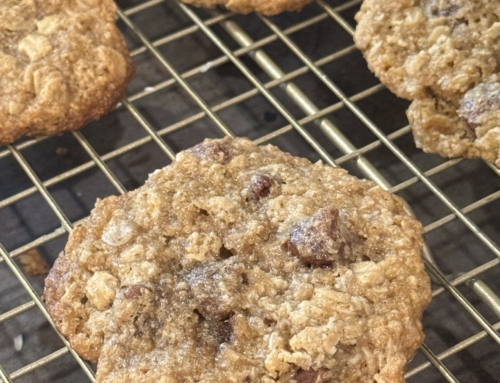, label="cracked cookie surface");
[354,0,500,166]
[45,137,431,383]
[0,0,134,145]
